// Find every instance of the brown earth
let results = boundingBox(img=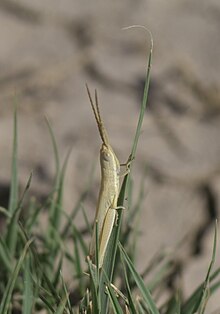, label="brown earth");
[0,0,220,312]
